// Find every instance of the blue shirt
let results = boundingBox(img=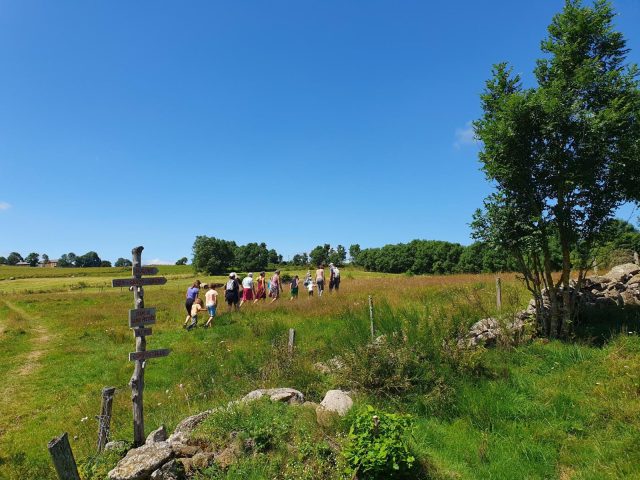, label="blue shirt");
[186,287,199,300]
